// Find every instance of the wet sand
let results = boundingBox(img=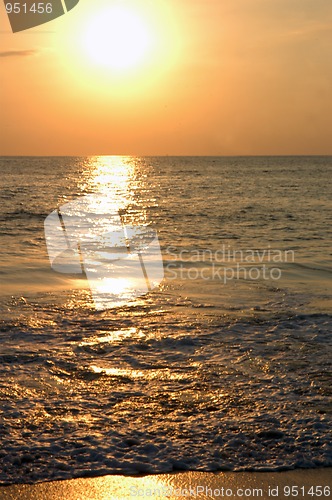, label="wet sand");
[0,468,331,499]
